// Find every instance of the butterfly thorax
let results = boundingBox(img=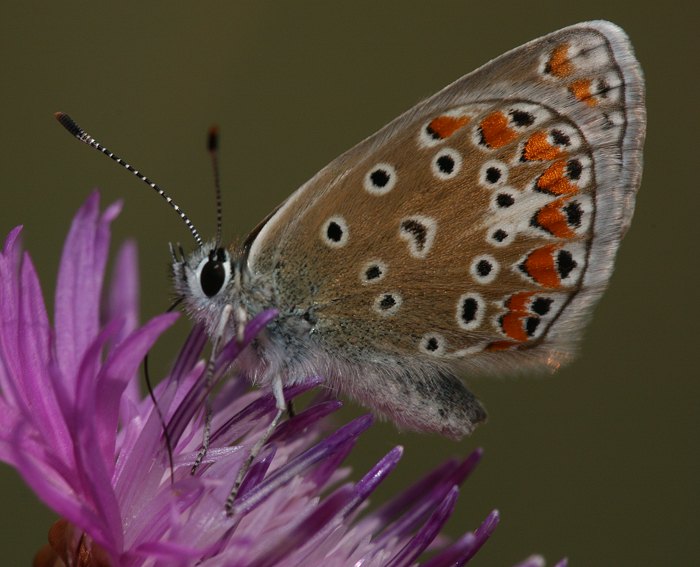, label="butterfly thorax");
[171,241,320,384]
